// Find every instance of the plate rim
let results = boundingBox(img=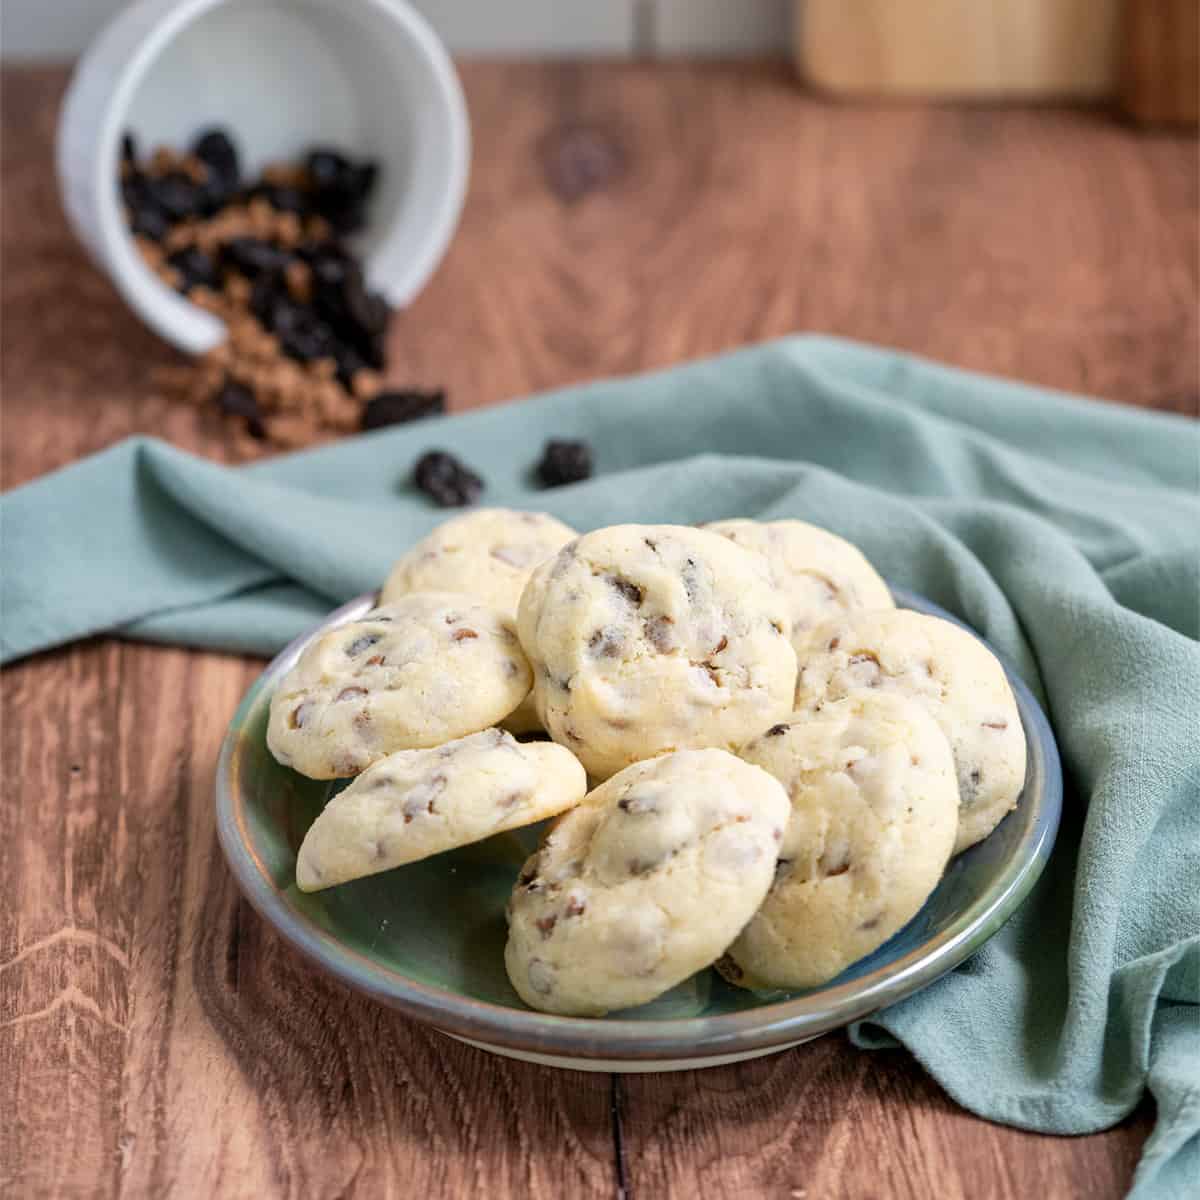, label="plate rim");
[215,586,1062,1062]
